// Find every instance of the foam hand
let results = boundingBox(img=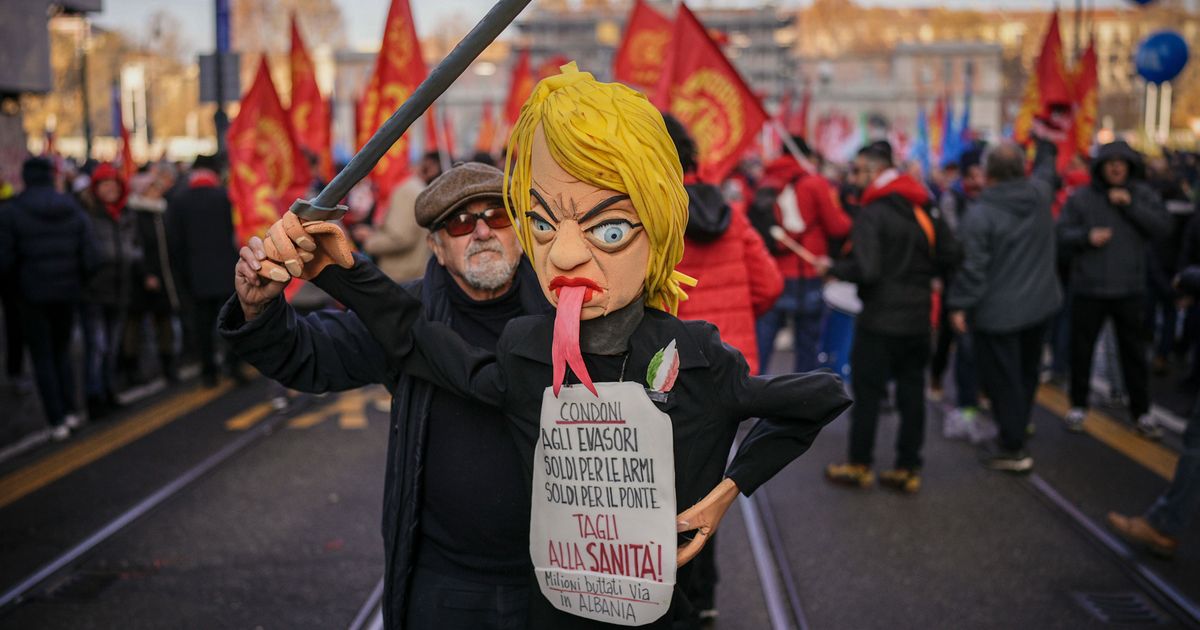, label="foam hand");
[257,212,355,282]
[675,478,739,566]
